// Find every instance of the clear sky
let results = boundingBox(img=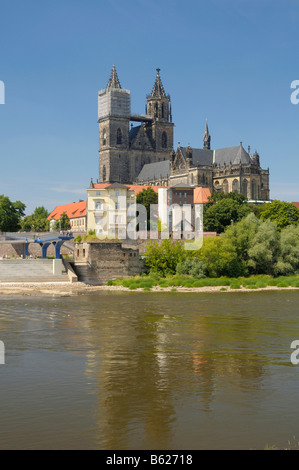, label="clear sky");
[0,0,298,214]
